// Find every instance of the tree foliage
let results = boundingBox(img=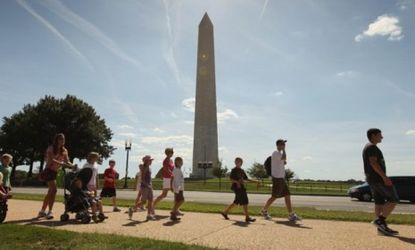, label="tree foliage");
[247,162,268,180]
[212,159,228,178]
[0,95,114,177]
